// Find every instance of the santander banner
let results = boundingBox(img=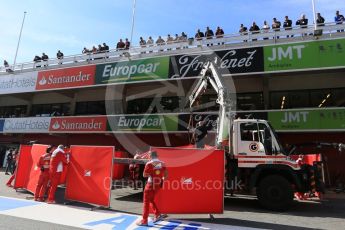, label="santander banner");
[36,65,96,90]
[49,116,107,132]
